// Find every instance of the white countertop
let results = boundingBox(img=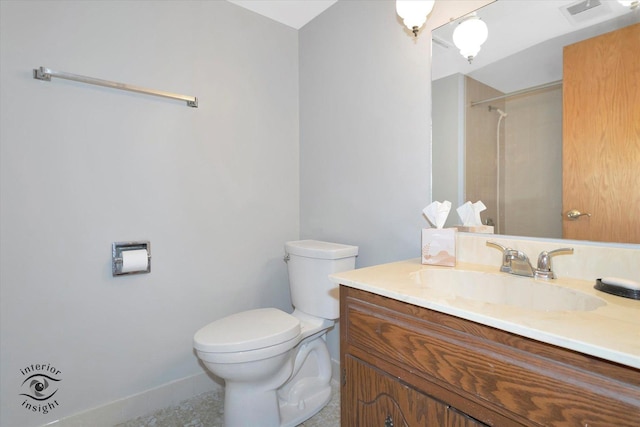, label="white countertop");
[331,258,640,370]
